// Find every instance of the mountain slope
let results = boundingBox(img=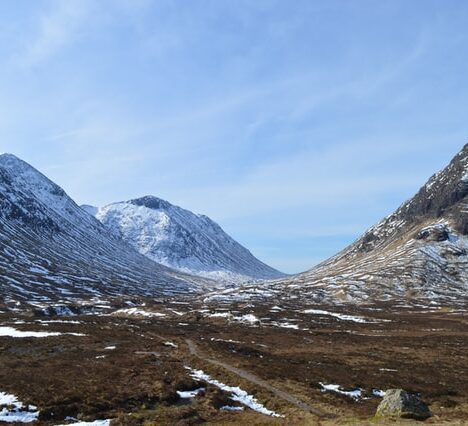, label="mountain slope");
[88,196,285,282]
[297,143,468,304]
[205,144,468,306]
[0,154,211,307]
